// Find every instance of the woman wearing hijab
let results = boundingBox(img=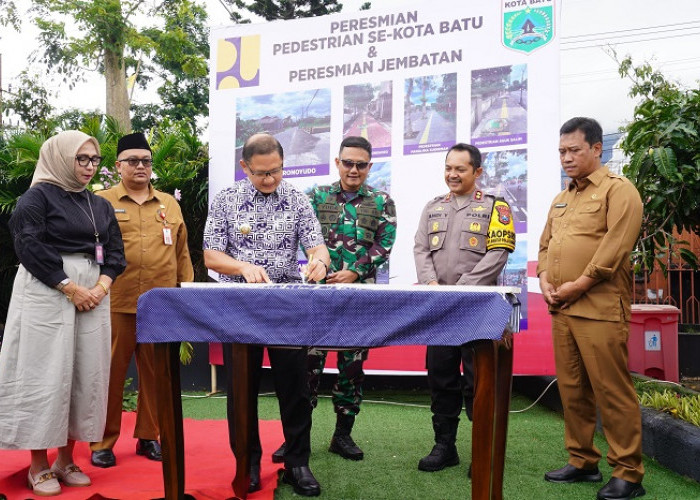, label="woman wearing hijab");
[0,130,126,496]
